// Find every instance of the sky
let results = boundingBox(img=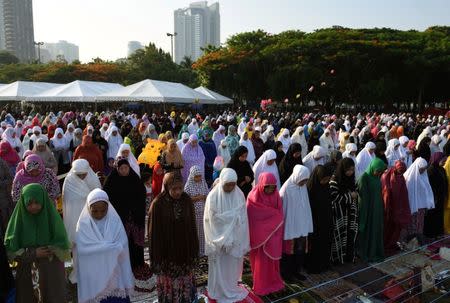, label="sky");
[32,0,450,63]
